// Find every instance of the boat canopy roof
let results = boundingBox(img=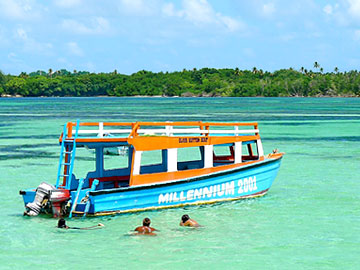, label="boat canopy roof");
[60,121,261,151]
